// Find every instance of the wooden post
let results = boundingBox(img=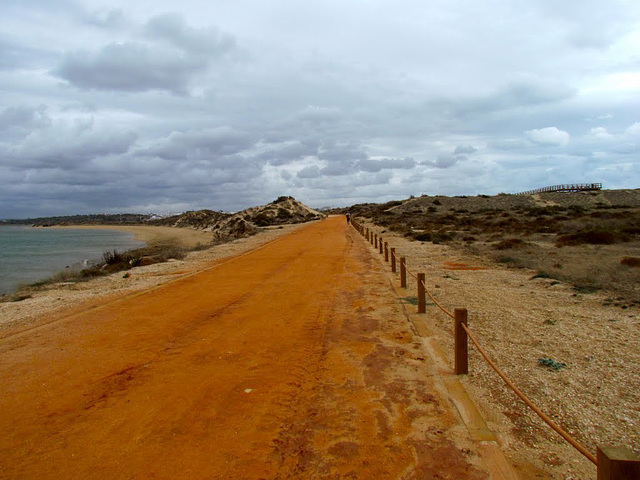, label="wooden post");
[454,308,468,375]
[391,248,396,273]
[417,273,426,313]
[374,234,378,248]
[400,258,406,288]
[384,242,389,262]
[598,446,640,480]
[379,238,383,254]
